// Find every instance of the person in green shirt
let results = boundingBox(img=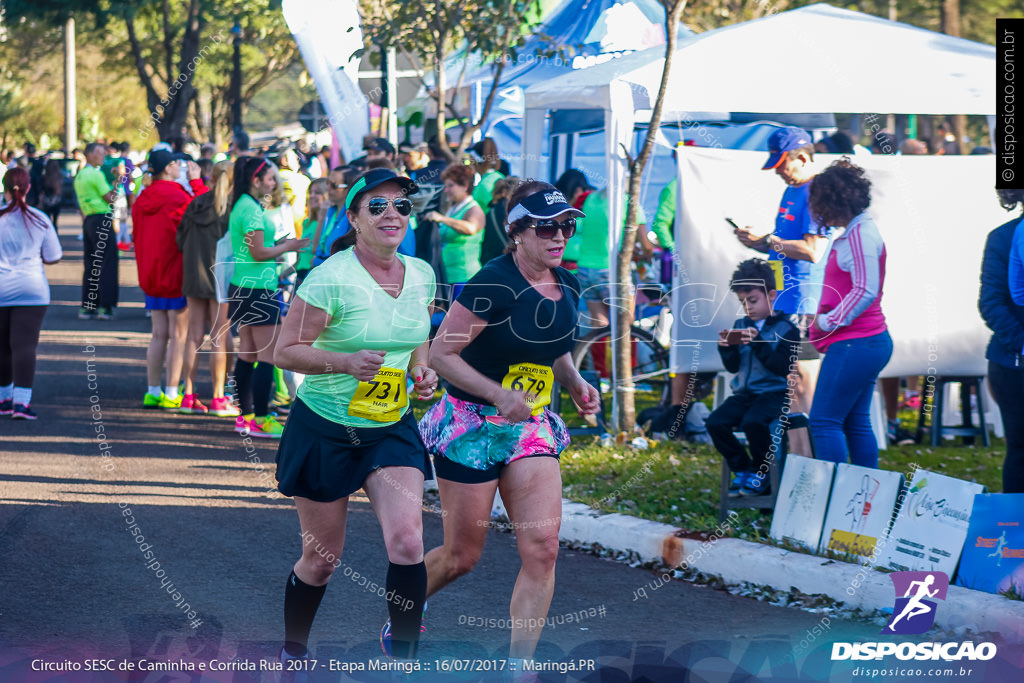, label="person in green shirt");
[470,137,505,209]
[573,188,653,327]
[296,177,328,283]
[650,176,677,252]
[426,163,485,286]
[74,142,124,319]
[227,156,309,439]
